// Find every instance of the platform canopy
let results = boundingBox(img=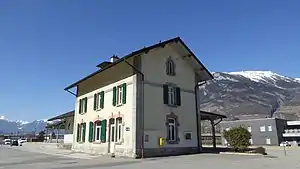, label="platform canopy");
[200,110,227,121]
[47,110,74,121]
